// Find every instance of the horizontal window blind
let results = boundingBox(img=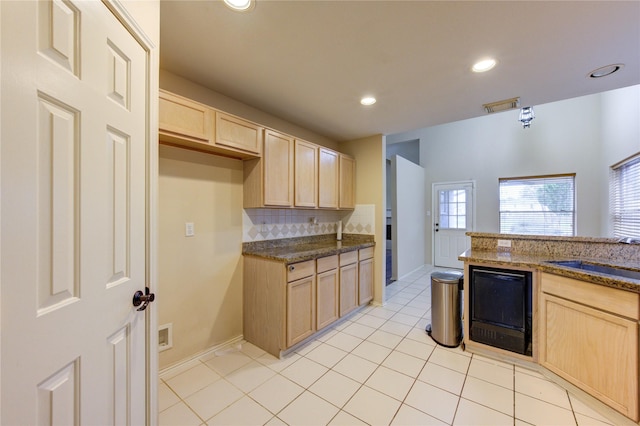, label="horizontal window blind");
[499,174,575,236]
[610,153,640,238]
